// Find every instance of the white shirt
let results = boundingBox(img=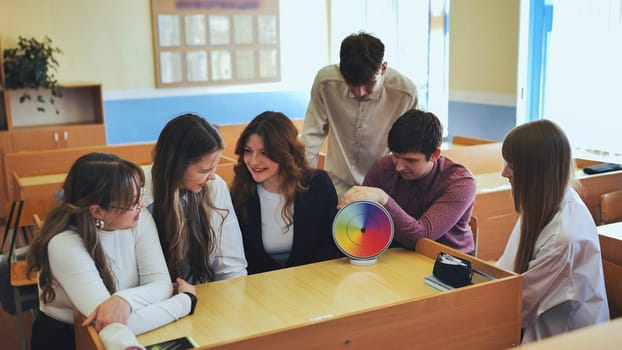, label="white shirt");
[257,184,293,260]
[300,64,418,197]
[204,174,248,280]
[497,188,609,343]
[42,211,190,335]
